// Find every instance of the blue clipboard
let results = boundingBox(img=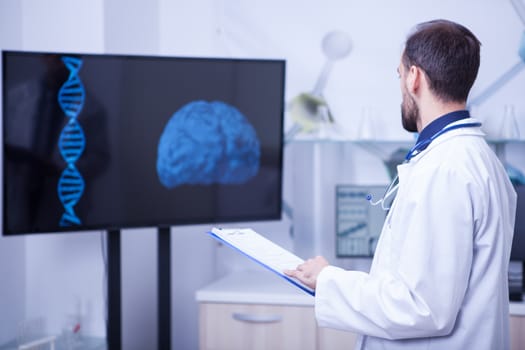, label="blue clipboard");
[208,228,315,296]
